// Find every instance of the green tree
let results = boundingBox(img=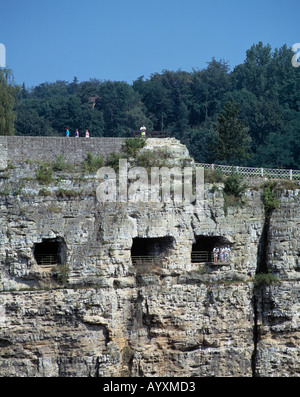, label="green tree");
[96,80,151,136]
[252,131,294,168]
[231,42,272,99]
[0,69,17,135]
[11,41,300,169]
[211,99,251,164]
[133,74,173,132]
[15,106,55,136]
[289,111,300,169]
[185,122,216,163]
